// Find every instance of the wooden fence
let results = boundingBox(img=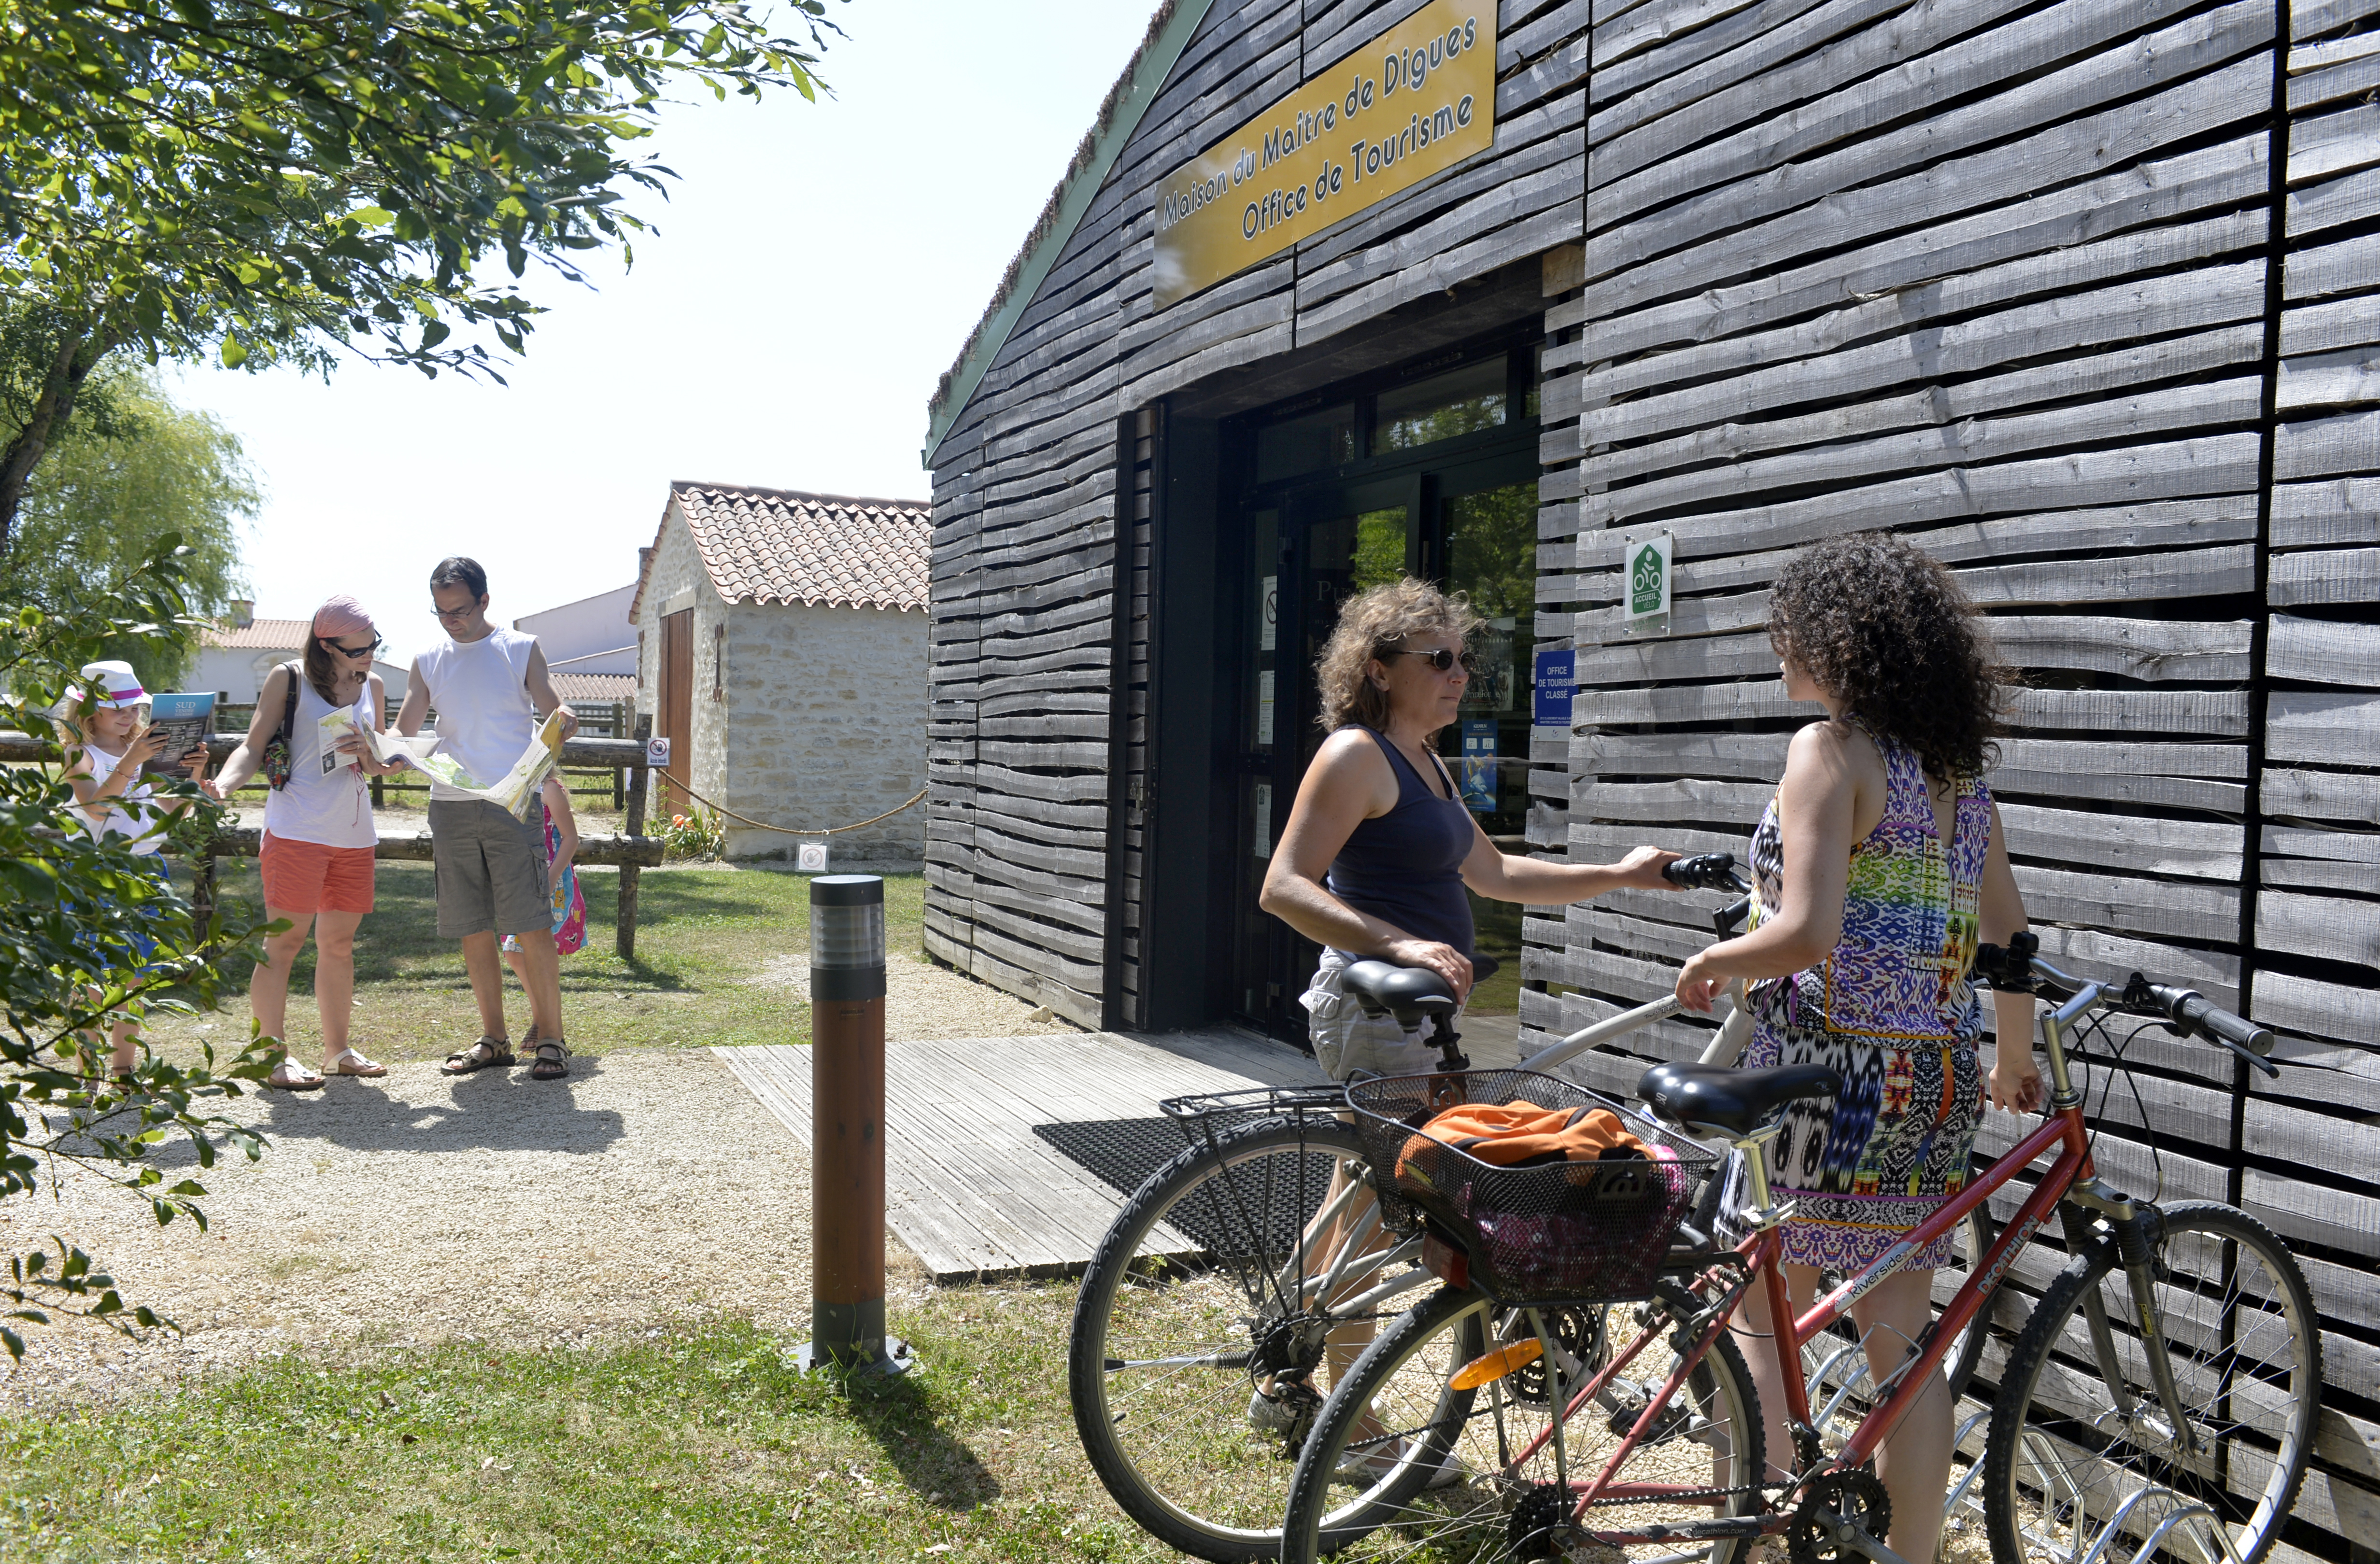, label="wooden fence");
[0,721,666,958]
